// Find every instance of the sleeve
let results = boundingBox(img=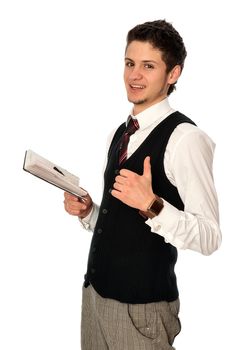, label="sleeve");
[79,203,100,231]
[146,128,222,256]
